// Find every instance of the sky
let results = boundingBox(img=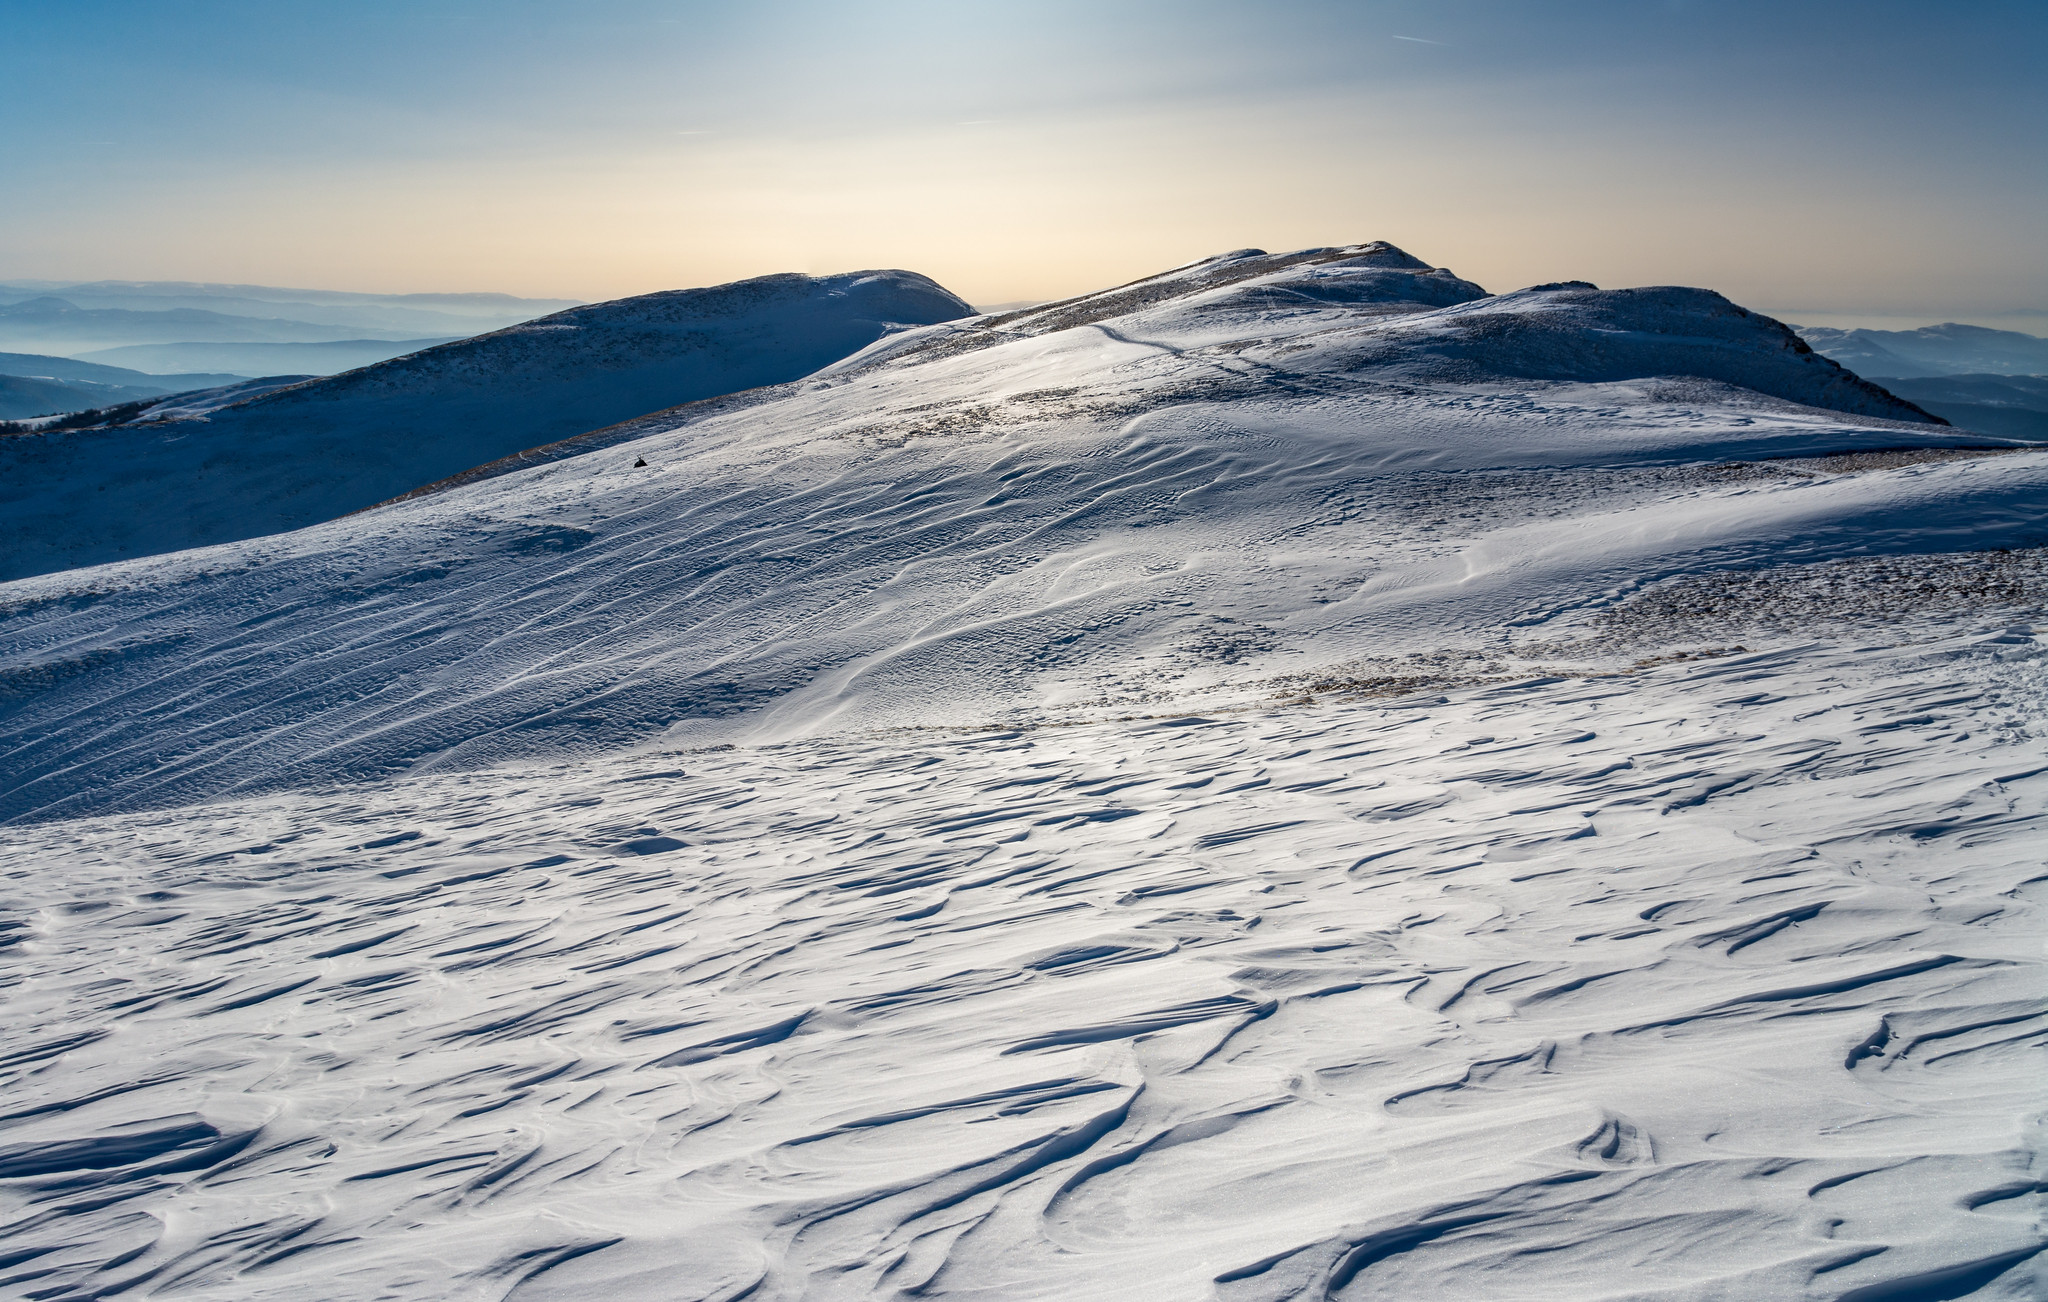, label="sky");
[2,0,2044,325]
